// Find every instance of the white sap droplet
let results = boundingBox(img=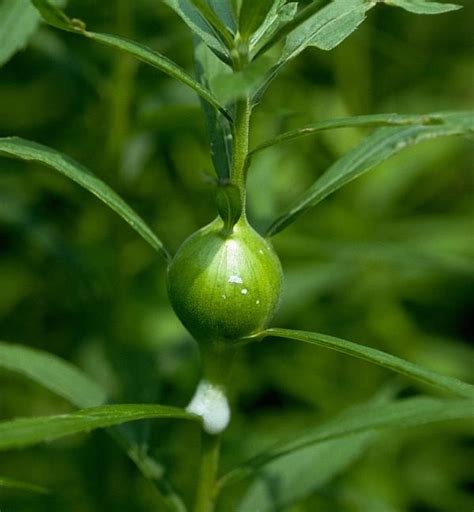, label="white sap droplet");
[186,380,231,435]
[228,275,243,284]
[256,300,260,305]
[241,288,248,295]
